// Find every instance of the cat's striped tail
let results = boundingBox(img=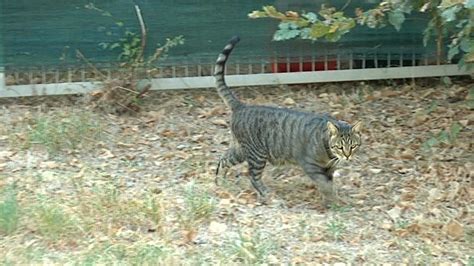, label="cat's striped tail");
[214,36,242,111]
